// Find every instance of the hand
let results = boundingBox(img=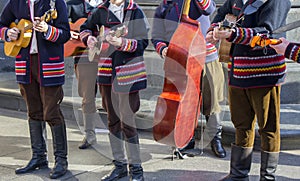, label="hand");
[87,35,98,49]
[206,31,218,45]
[105,33,123,47]
[213,27,233,40]
[33,17,49,33]
[7,27,20,41]
[162,47,168,59]
[269,37,290,55]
